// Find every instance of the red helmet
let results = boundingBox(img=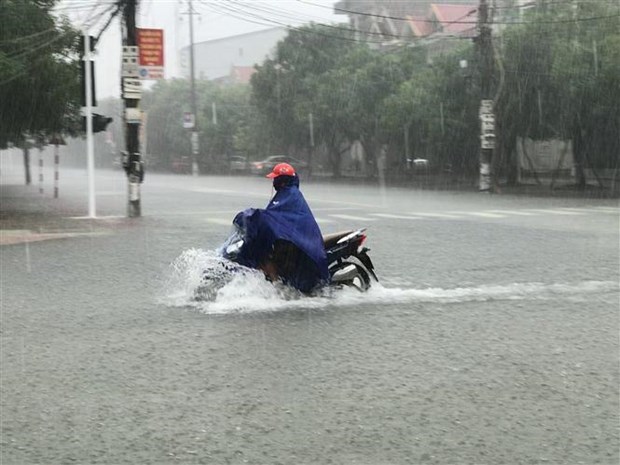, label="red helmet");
[266,162,296,179]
